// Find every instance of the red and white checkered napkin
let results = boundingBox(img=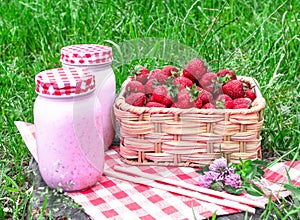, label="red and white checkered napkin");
[15,121,300,220]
